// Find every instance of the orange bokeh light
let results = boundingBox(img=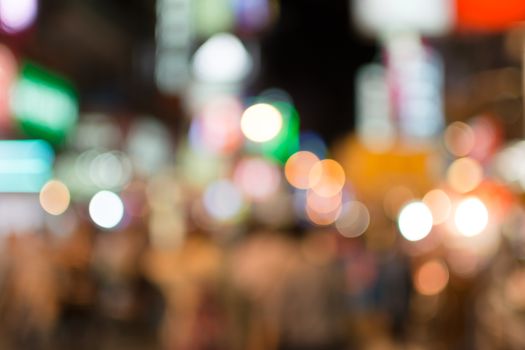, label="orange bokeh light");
[306,190,342,214]
[284,151,320,189]
[414,259,449,296]
[308,159,346,197]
